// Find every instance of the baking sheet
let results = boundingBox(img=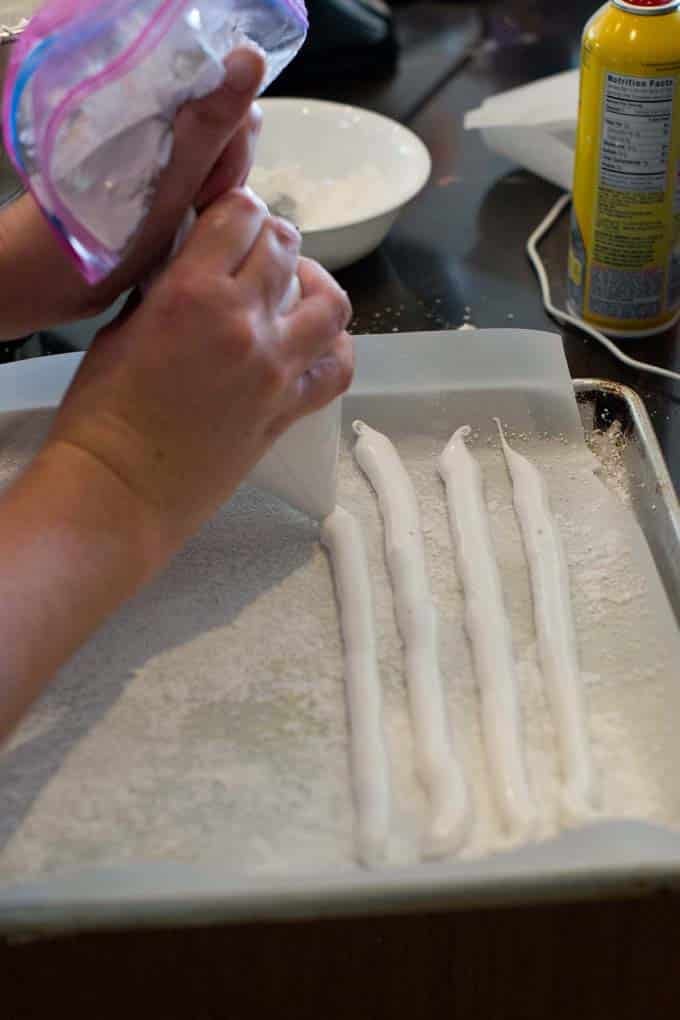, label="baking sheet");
[0,329,679,935]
